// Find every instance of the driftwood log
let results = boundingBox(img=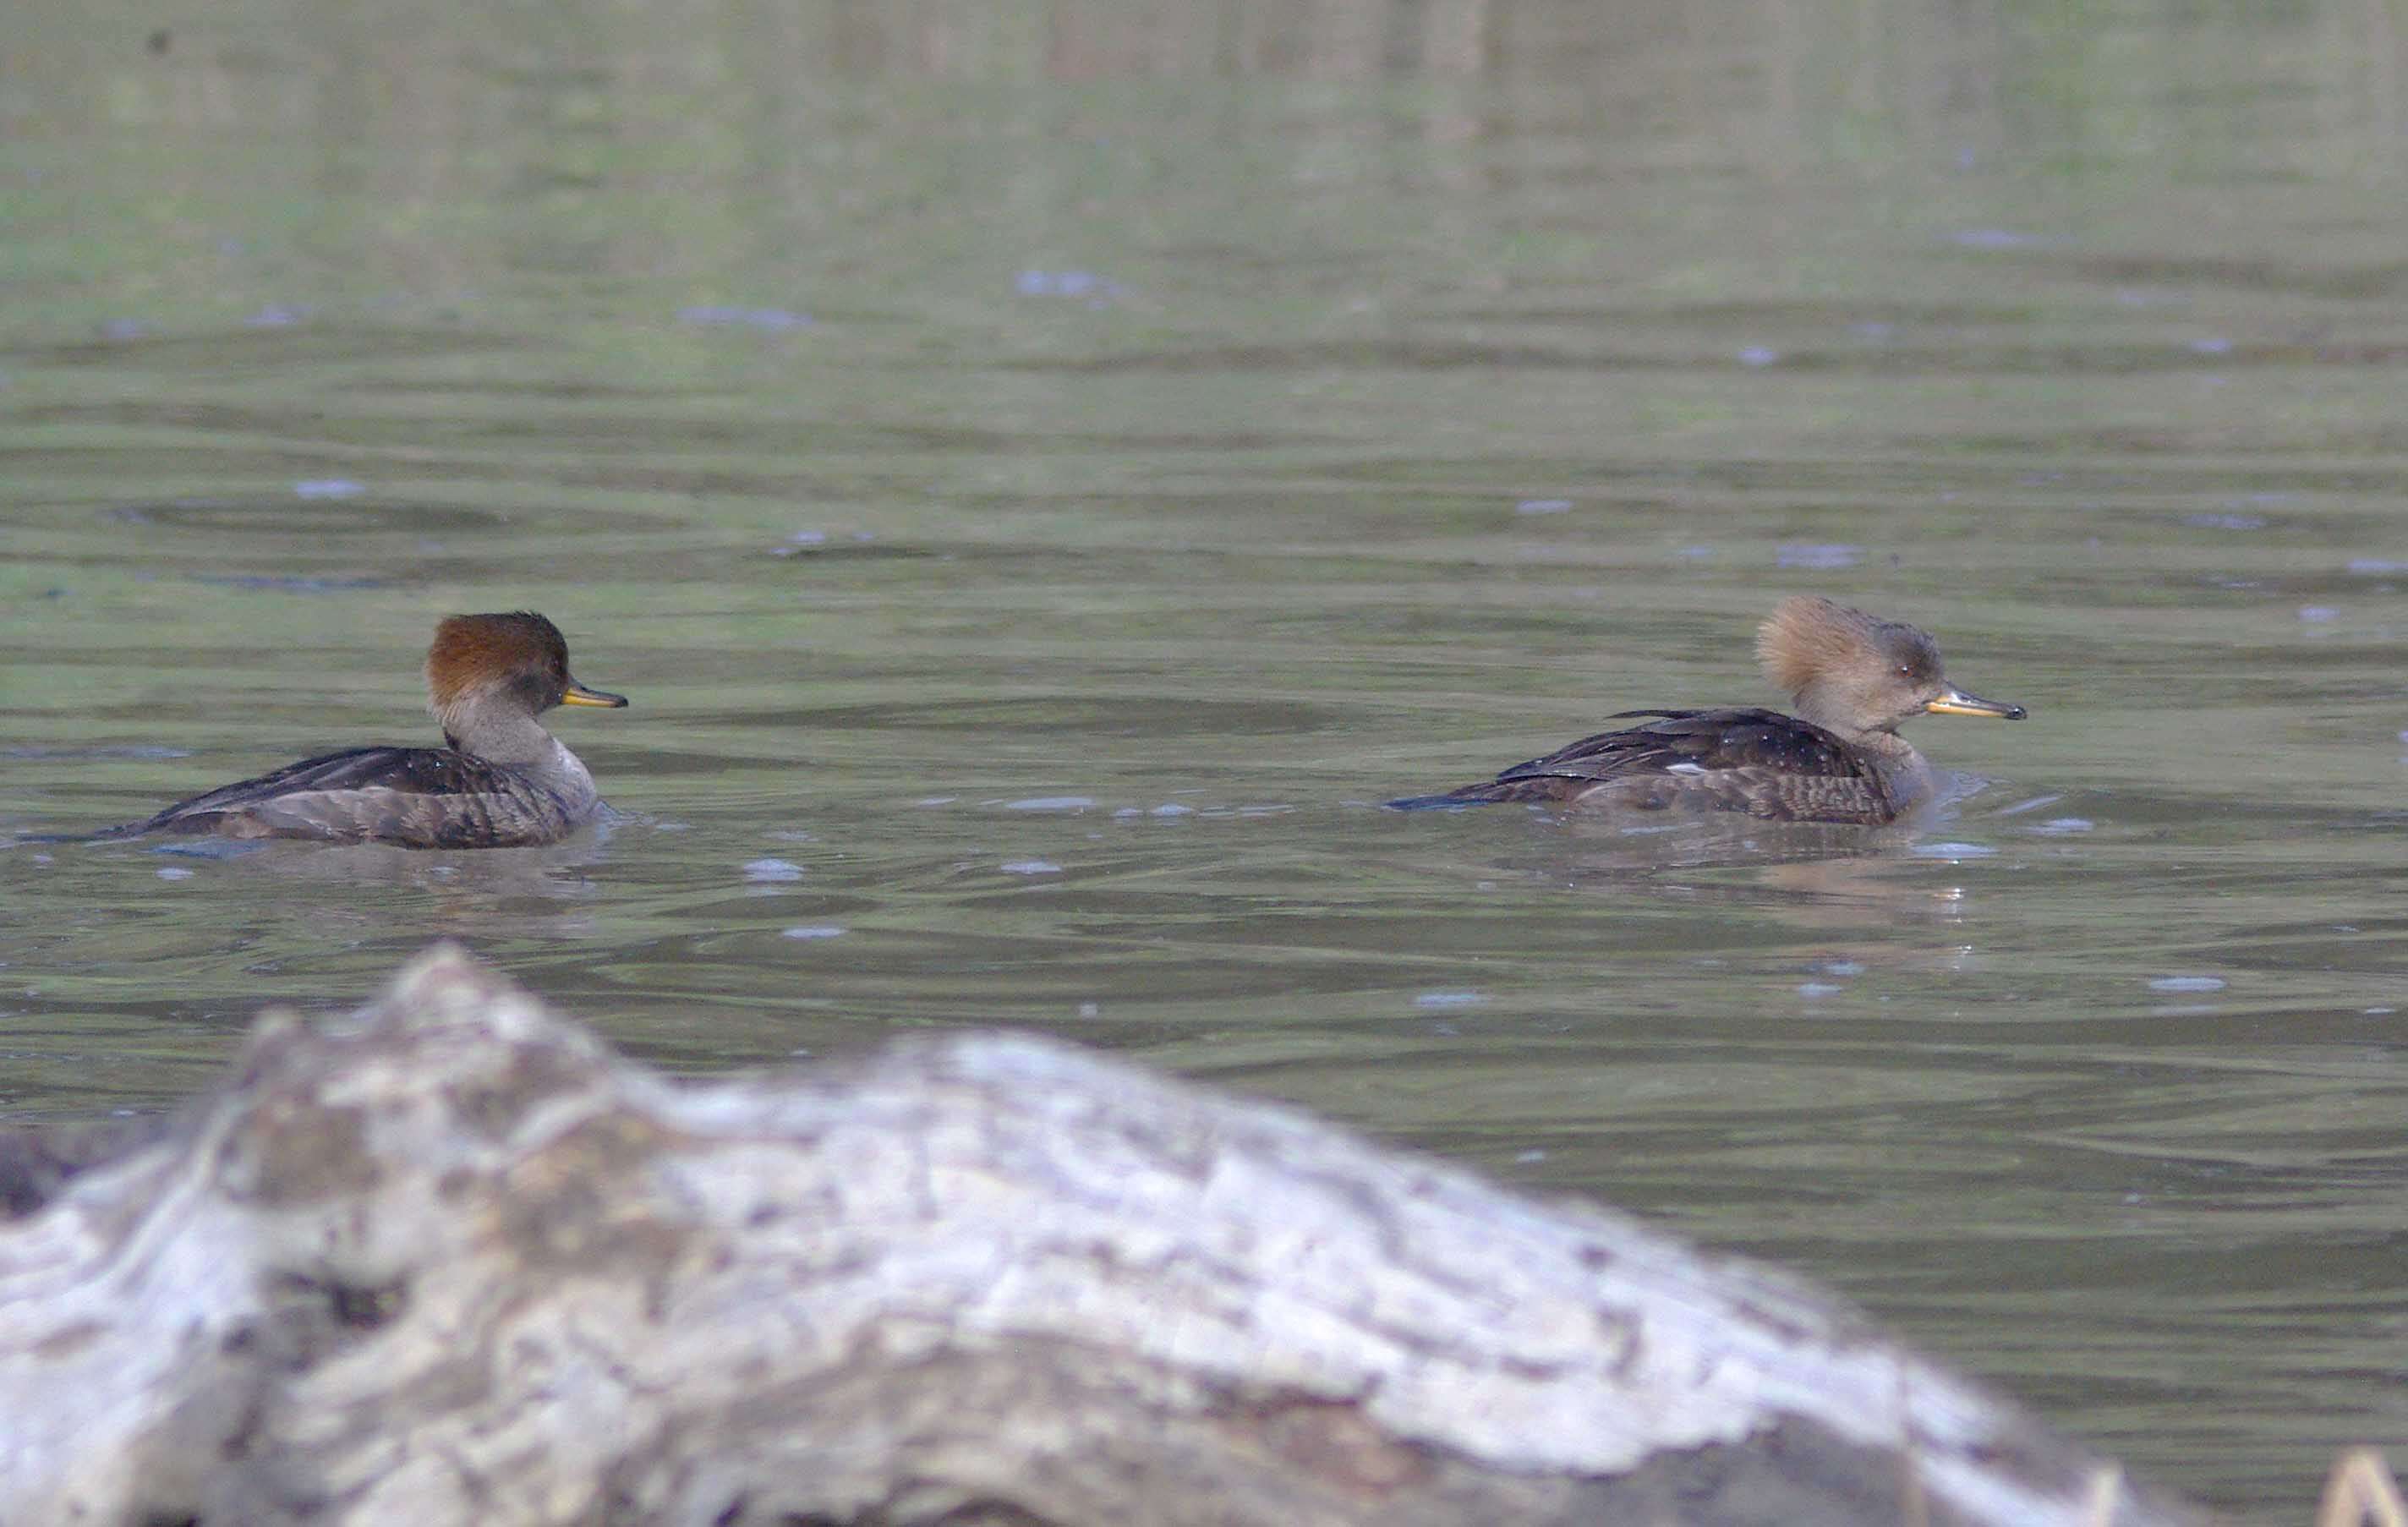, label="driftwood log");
[0,944,2212,1527]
